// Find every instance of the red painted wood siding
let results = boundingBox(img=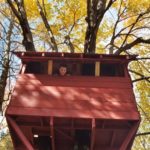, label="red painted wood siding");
[7,74,139,120]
